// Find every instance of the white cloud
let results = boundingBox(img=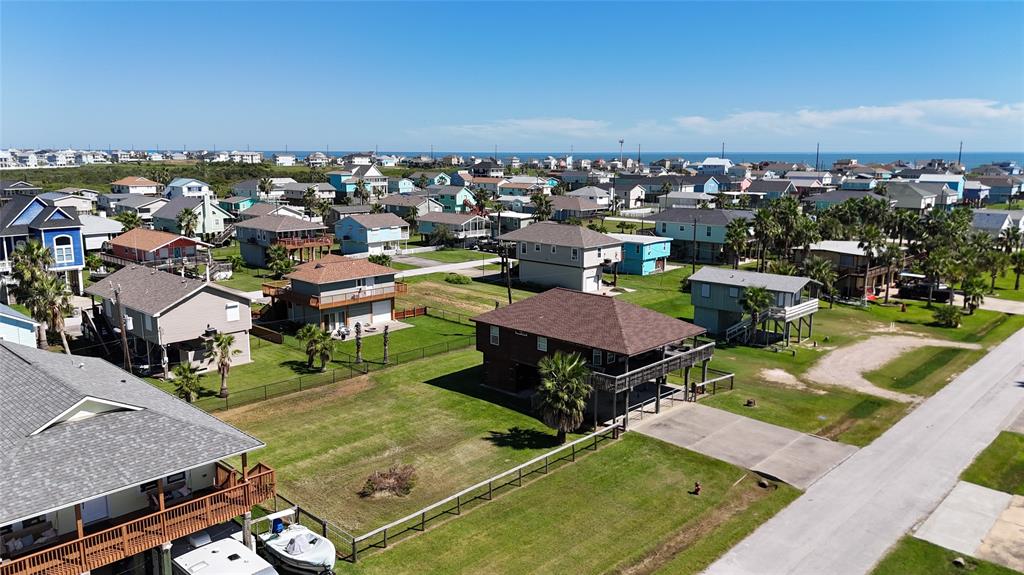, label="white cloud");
[437,117,610,141]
